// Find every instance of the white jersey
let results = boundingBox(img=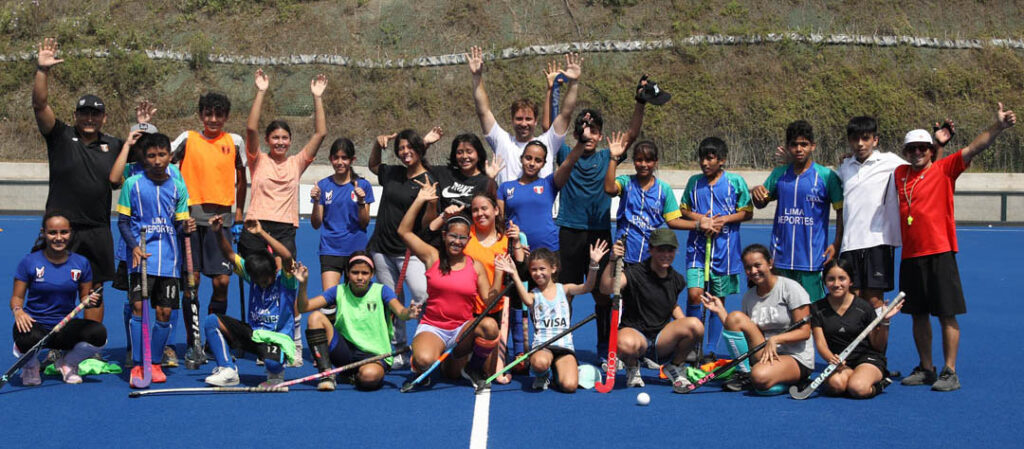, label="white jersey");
[485,122,565,184]
[531,283,574,351]
[838,151,906,251]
